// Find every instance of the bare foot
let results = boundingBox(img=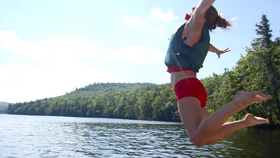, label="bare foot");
[233,91,272,109]
[244,113,269,126]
